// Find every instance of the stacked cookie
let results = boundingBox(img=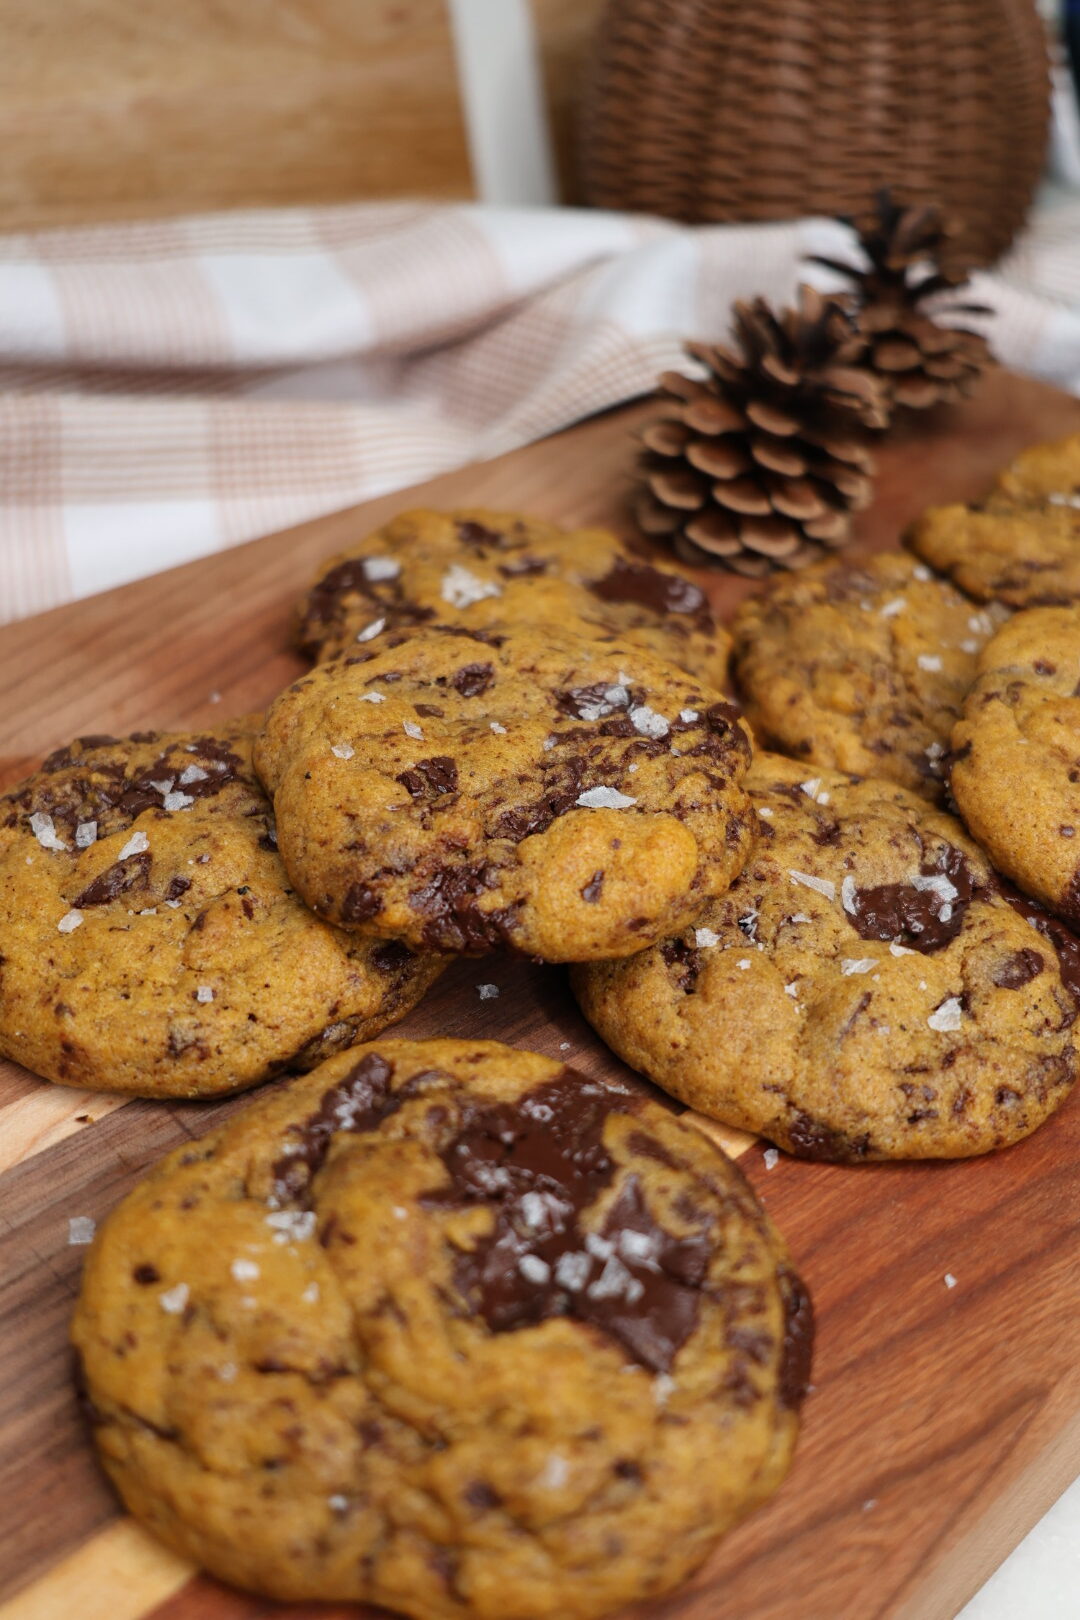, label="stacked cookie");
[3,510,810,1619]
[14,448,1080,1619]
[576,437,1080,1165]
